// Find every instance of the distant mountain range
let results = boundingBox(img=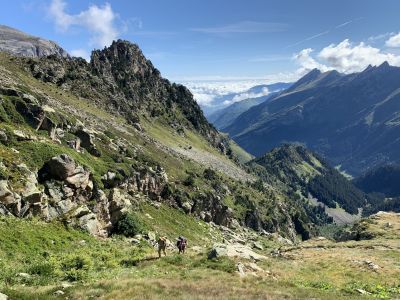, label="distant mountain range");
[206,82,292,128]
[224,63,400,175]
